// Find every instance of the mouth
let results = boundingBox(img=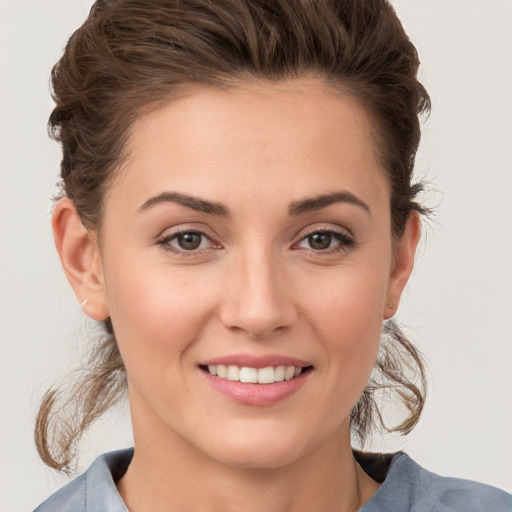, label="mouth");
[199,364,313,384]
